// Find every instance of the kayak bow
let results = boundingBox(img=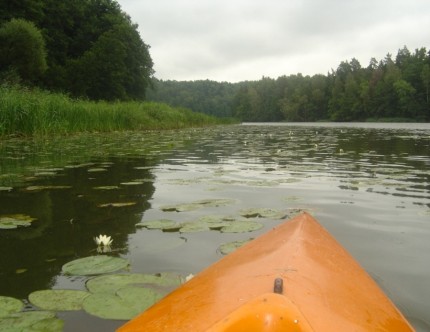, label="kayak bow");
[118,212,414,331]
